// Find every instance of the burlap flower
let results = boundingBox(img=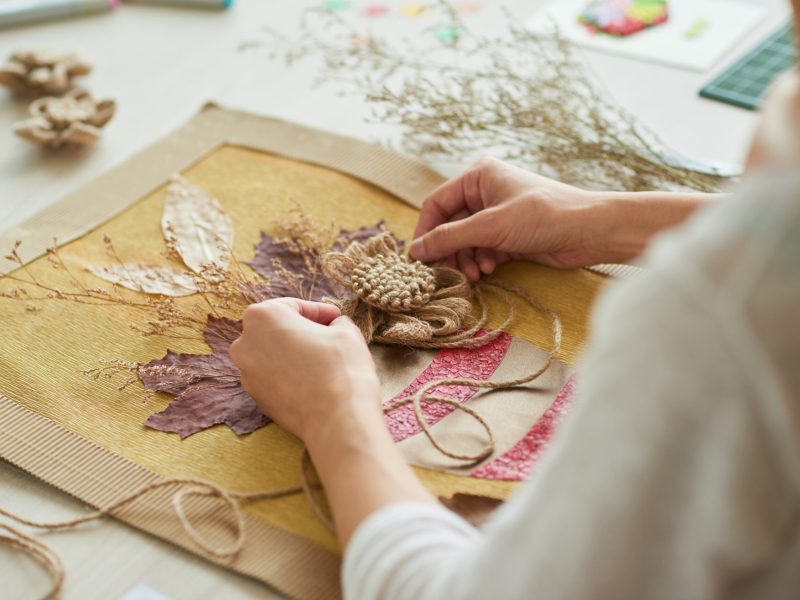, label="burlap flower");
[13,89,115,150]
[321,233,473,344]
[0,50,91,96]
